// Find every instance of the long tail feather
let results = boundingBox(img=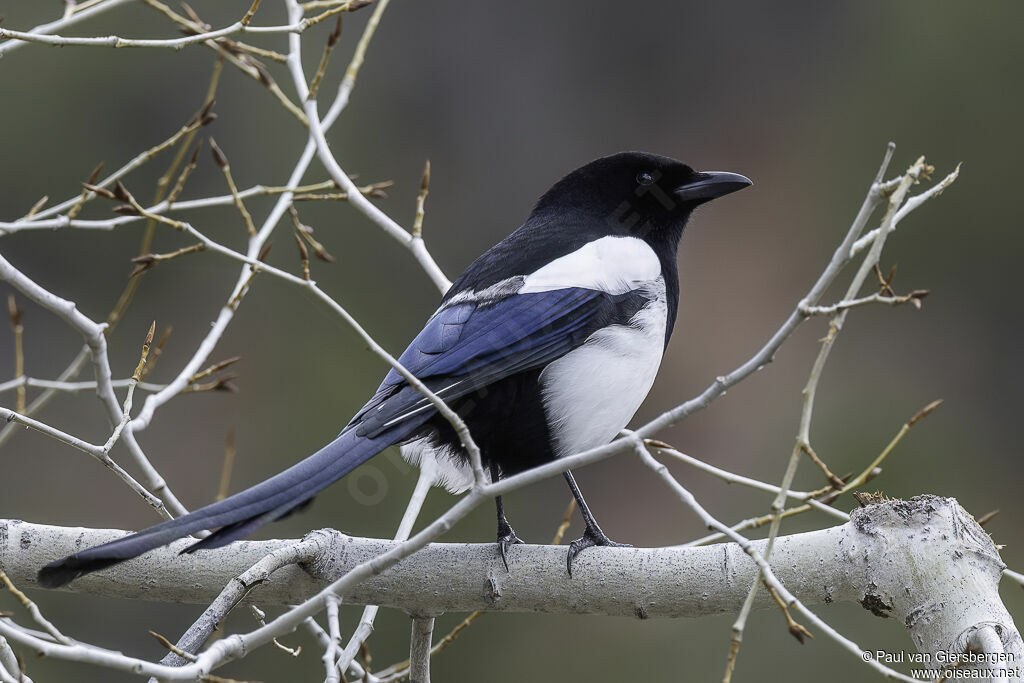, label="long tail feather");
[38,425,403,588]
